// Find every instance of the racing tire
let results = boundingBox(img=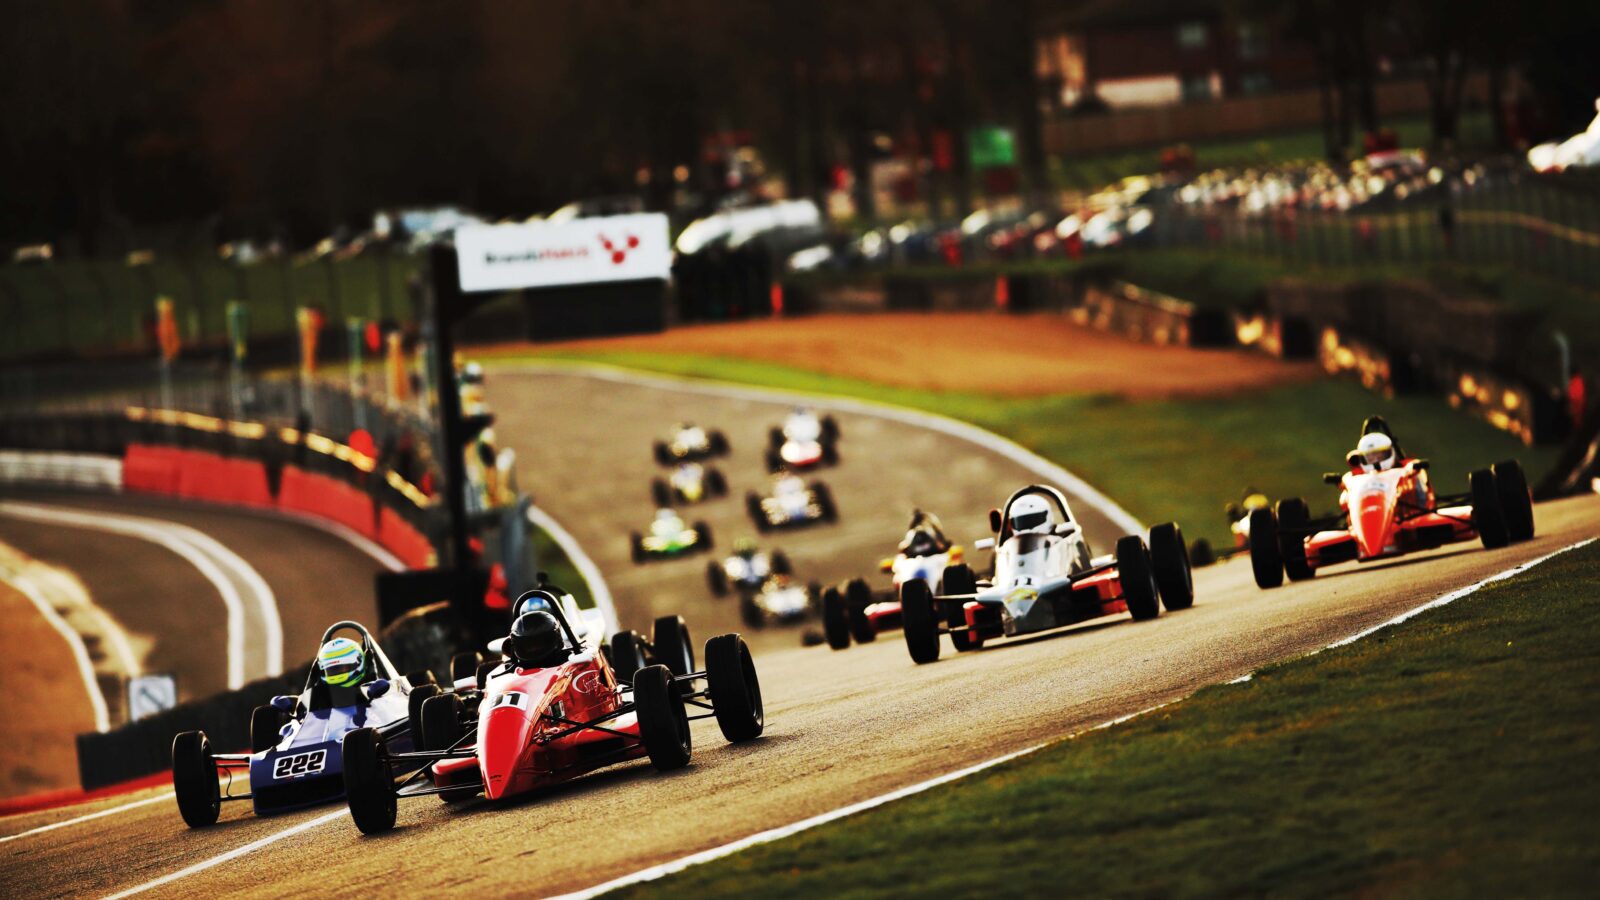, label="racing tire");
[739,593,765,629]
[705,633,764,742]
[1248,509,1285,589]
[821,415,840,442]
[1189,538,1216,567]
[747,493,771,532]
[172,731,220,828]
[1116,535,1160,621]
[821,441,839,466]
[941,564,981,651]
[693,521,713,551]
[1470,468,1510,549]
[709,430,730,455]
[405,669,436,688]
[450,651,483,684]
[408,683,440,748]
[653,441,672,467]
[768,426,785,449]
[250,705,284,754]
[771,550,792,575]
[422,693,464,755]
[706,560,729,597]
[821,586,851,650]
[706,467,728,496]
[900,578,941,664]
[845,577,876,644]
[634,665,692,771]
[765,449,783,473]
[651,478,673,508]
[1274,499,1314,582]
[342,727,396,835]
[1492,459,1535,542]
[1148,523,1195,611]
[813,483,837,522]
[609,631,647,684]
[652,615,695,678]
[630,532,646,563]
